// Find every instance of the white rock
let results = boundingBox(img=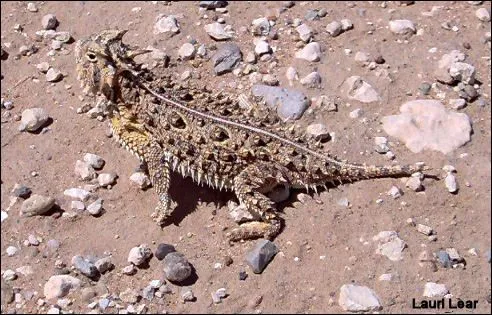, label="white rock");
[349,108,363,119]
[296,24,312,42]
[251,17,270,36]
[373,231,406,261]
[388,186,402,199]
[342,76,381,103]
[178,43,195,60]
[128,245,152,266]
[129,172,151,189]
[154,15,180,34]
[6,246,18,256]
[423,282,448,297]
[338,284,382,312]
[444,173,458,193]
[449,62,476,84]
[326,21,343,37]
[46,68,63,82]
[44,275,81,299]
[285,67,298,85]
[19,108,49,132]
[354,51,370,63]
[86,198,103,216]
[3,270,17,281]
[27,2,38,12]
[228,202,254,223]
[295,42,321,62]
[63,188,90,202]
[389,19,416,35]
[449,98,467,110]
[83,153,105,169]
[381,100,472,154]
[71,200,85,211]
[204,22,233,40]
[36,62,50,73]
[306,123,330,141]
[300,71,321,87]
[41,14,57,30]
[378,273,393,281]
[97,173,118,187]
[1,211,8,223]
[417,224,433,235]
[442,165,456,173]
[340,19,353,31]
[406,176,423,191]
[476,8,491,22]
[254,40,270,56]
[74,160,96,181]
